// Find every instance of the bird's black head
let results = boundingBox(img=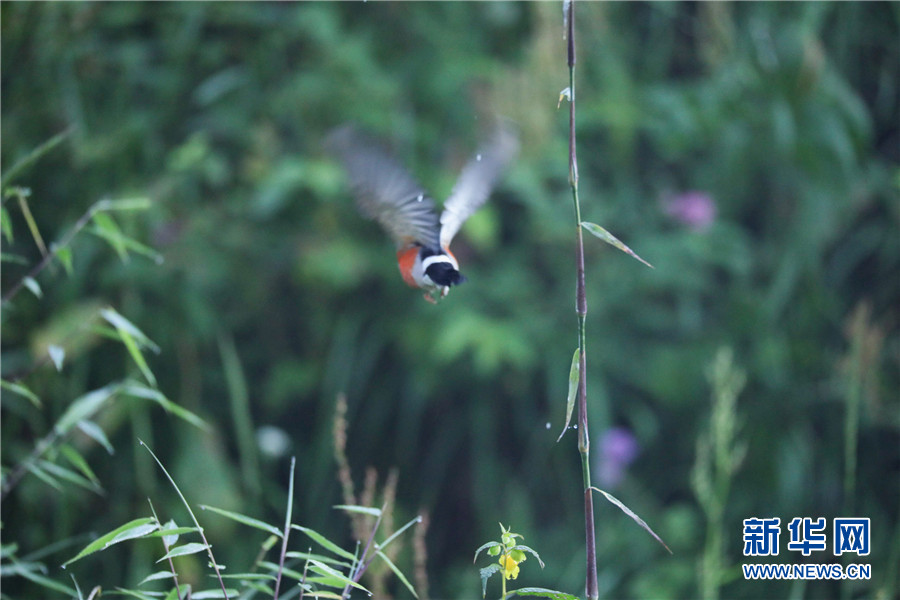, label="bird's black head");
[425,261,467,287]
